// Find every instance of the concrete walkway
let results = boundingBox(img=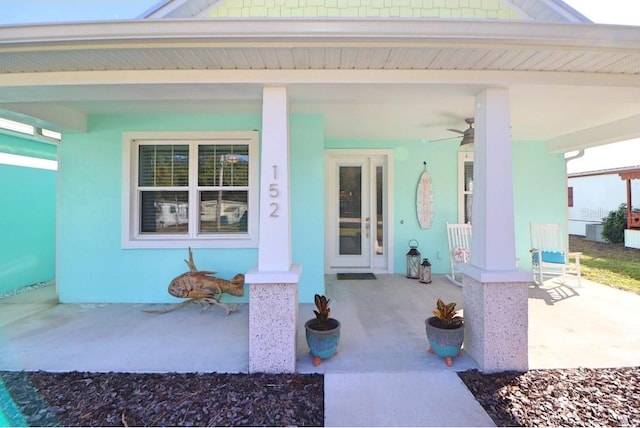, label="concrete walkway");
[2,274,639,426]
